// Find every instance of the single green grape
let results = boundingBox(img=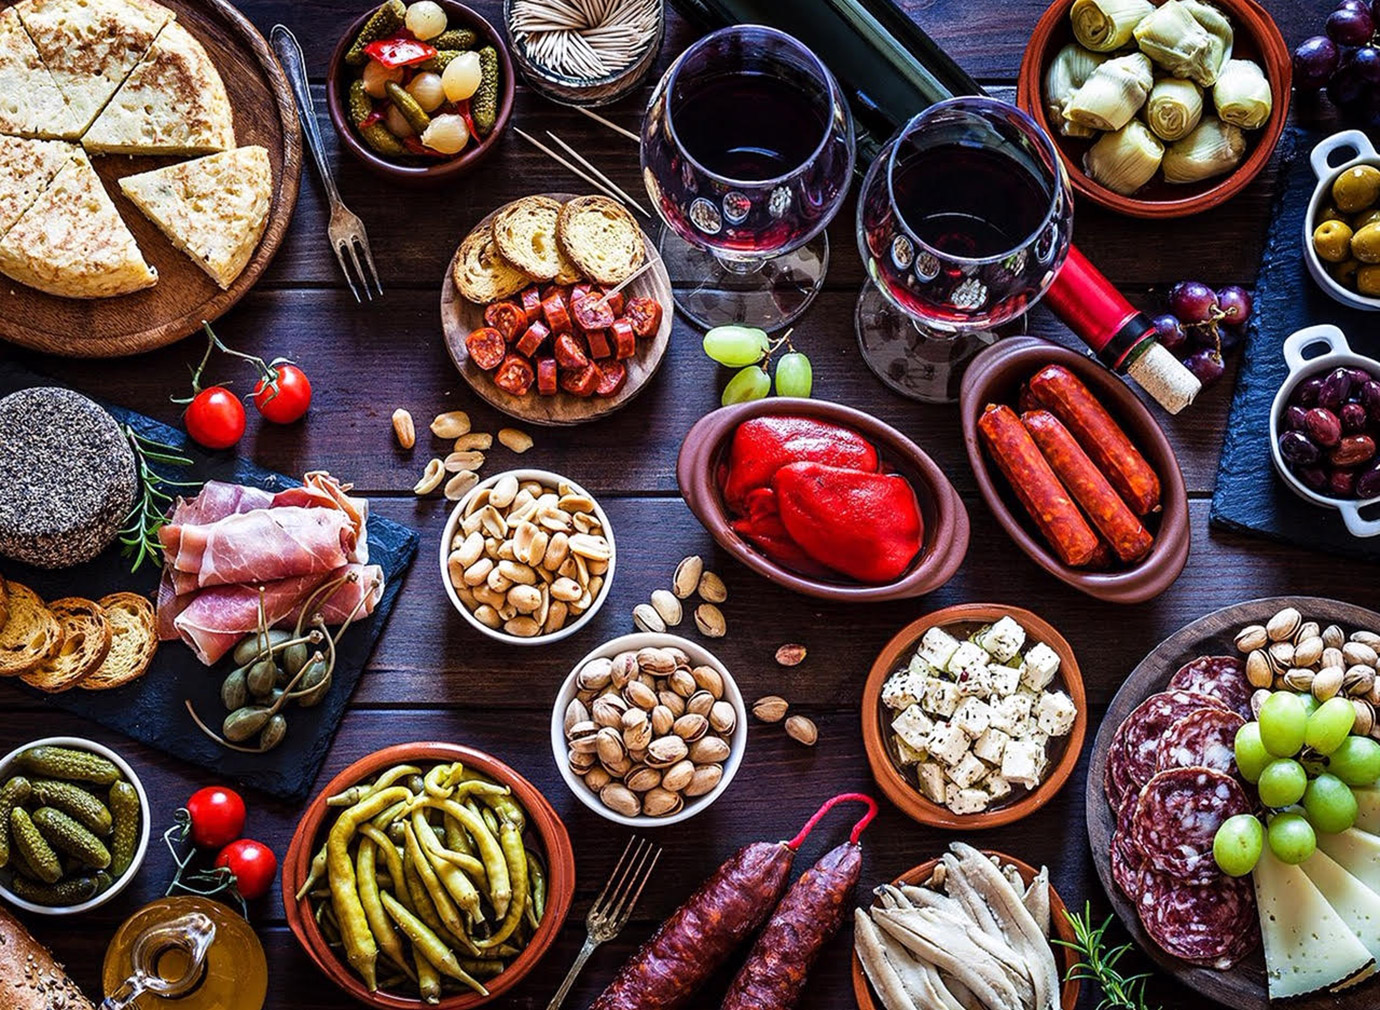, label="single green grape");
[1303,773,1359,834]
[1213,813,1264,877]
[1304,696,1357,756]
[721,365,771,406]
[1258,692,1308,757]
[773,351,813,398]
[1258,758,1308,808]
[1234,722,1270,783]
[703,325,769,367]
[1267,811,1317,865]
[1329,736,1380,787]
